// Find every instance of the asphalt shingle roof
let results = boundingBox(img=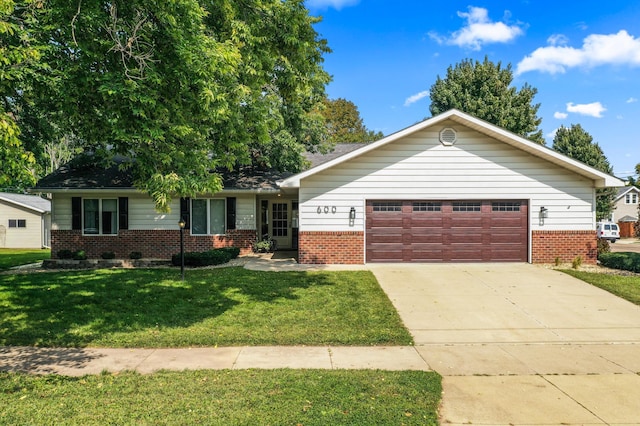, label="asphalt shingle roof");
[0,192,51,213]
[33,144,369,192]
